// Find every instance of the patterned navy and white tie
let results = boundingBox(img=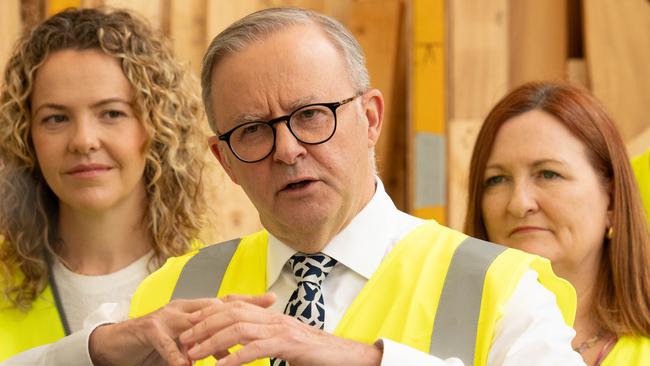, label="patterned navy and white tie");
[270,252,338,366]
